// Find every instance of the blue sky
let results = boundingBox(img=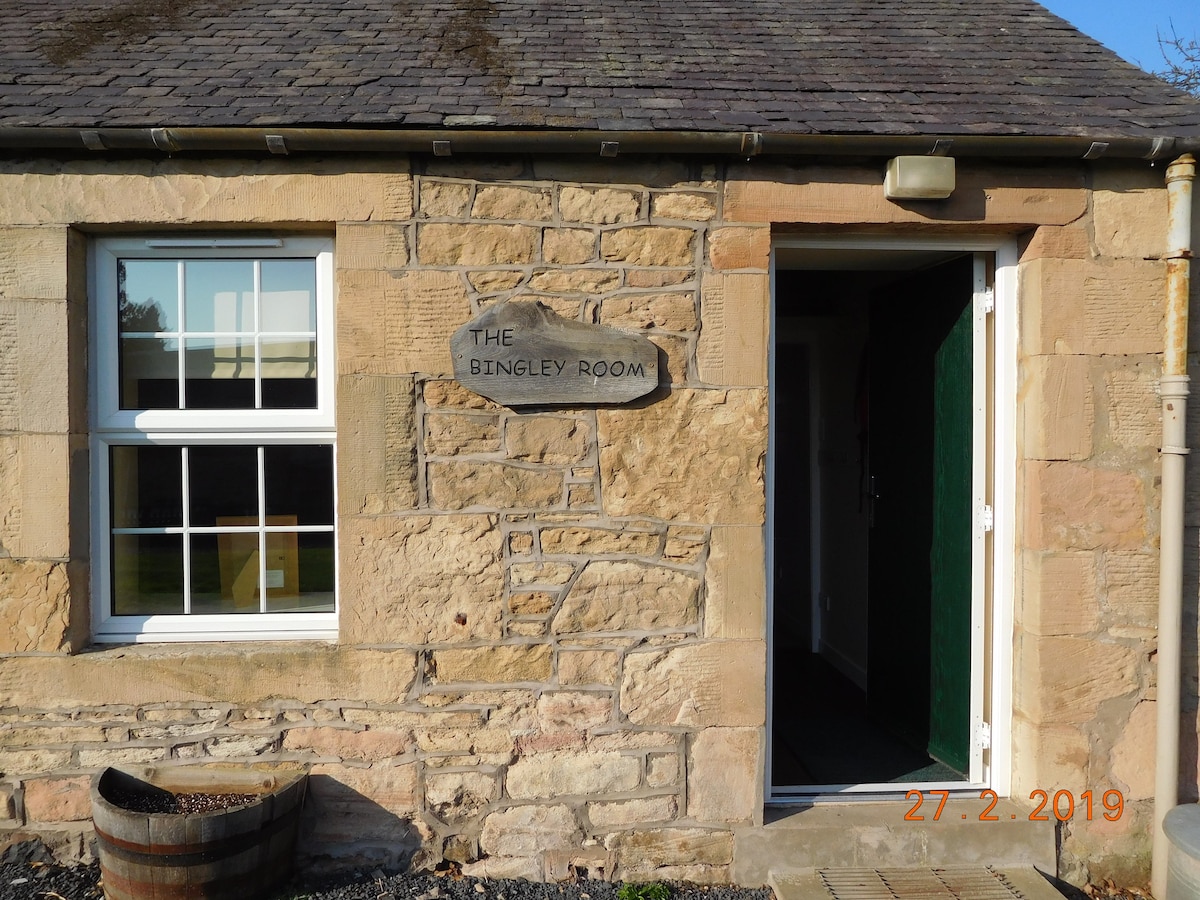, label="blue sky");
[1039,0,1199,74]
